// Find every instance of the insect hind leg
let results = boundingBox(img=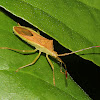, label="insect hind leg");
[60,63,64,74]
[46,54,55,86]
[56,57,67,78]
[16,51,41,72]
